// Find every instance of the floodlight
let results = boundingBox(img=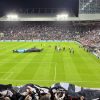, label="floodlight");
[6,14,18,19]
[56,14,68,21]
[82,7,84,10]
[89,0,93,3]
